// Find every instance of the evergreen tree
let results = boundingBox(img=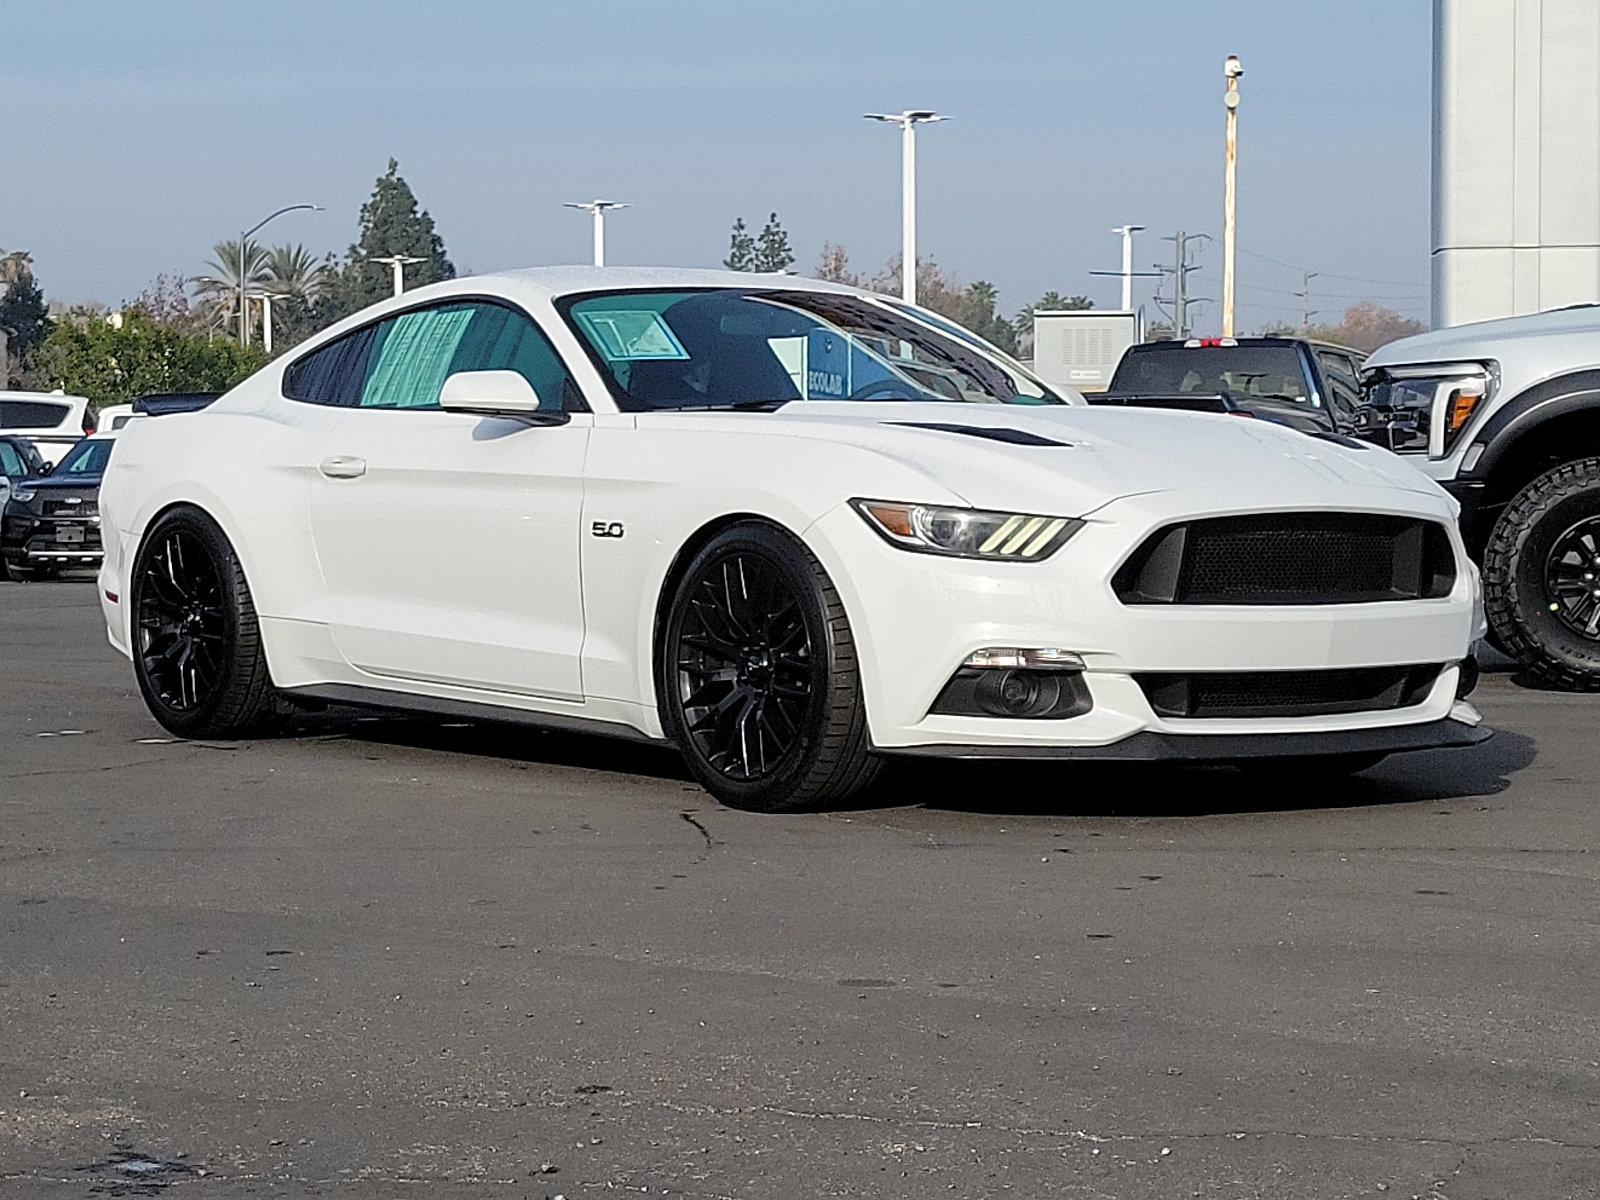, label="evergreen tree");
[0,265,52,373]
[724,217,756,271]
[753,213,794,273]
[327,159,455,318]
